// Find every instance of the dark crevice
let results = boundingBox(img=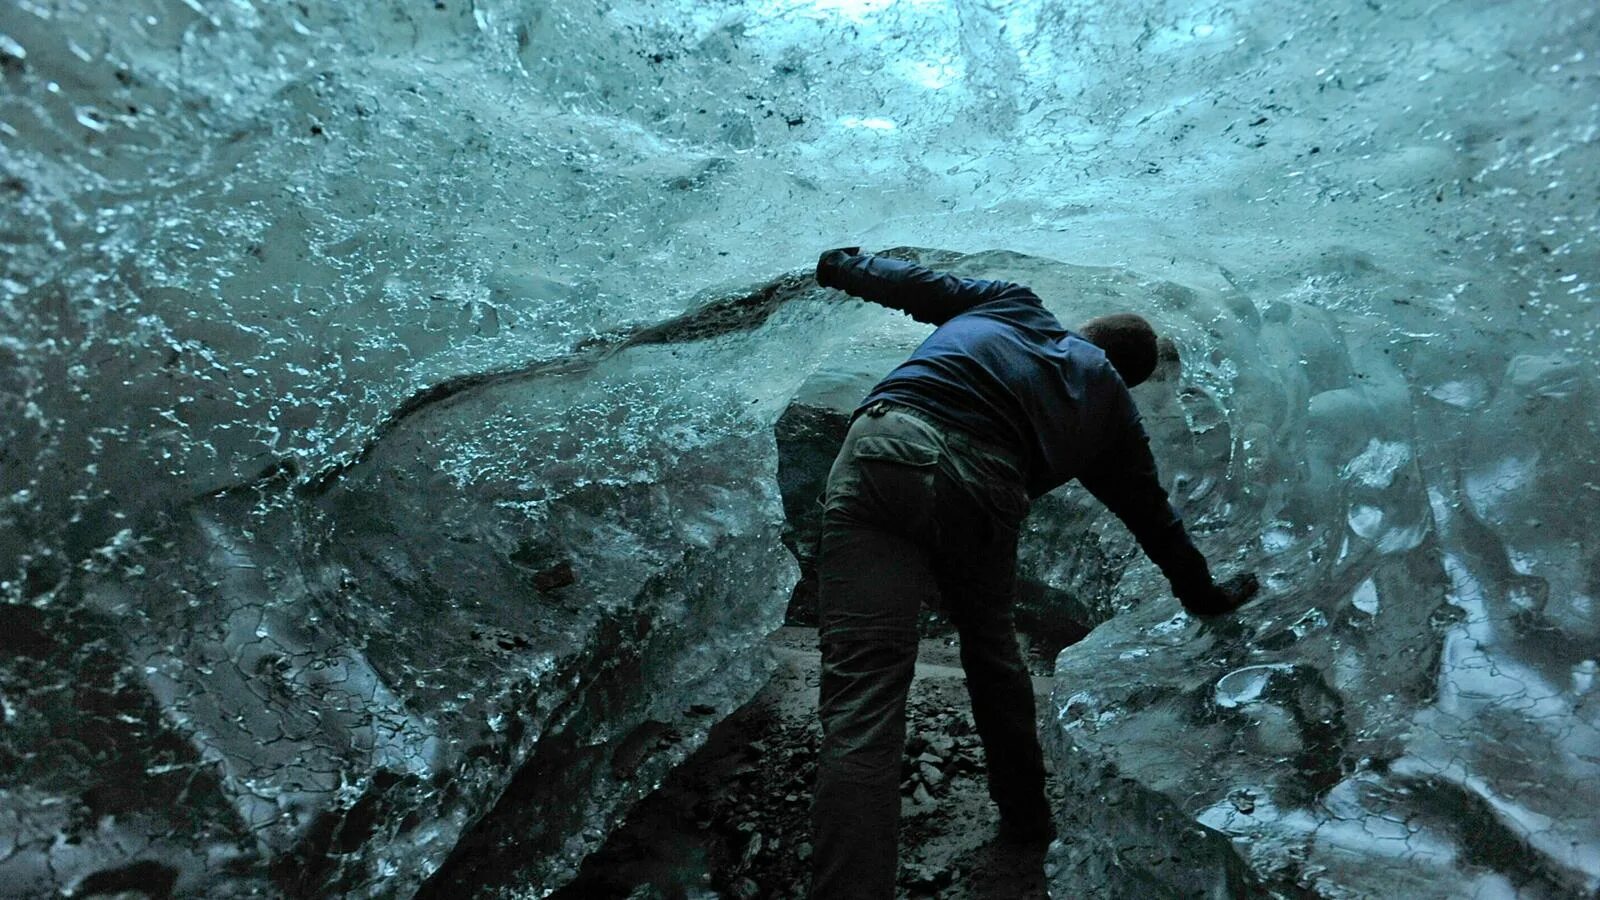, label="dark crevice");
[1402,775,1596,898]
[75,861,180,899]
[416,567,707,897]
